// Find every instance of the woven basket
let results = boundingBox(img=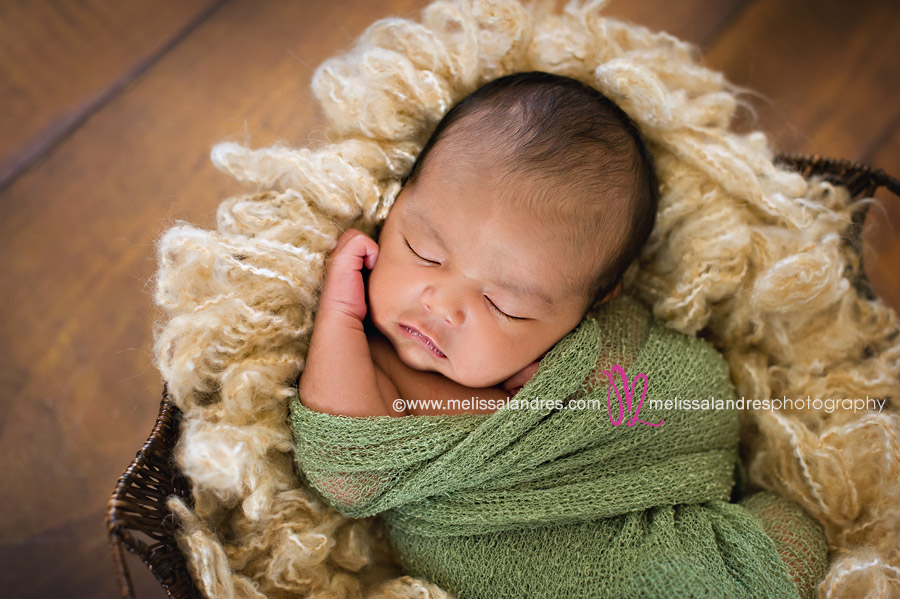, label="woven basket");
[105,153,900,599]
